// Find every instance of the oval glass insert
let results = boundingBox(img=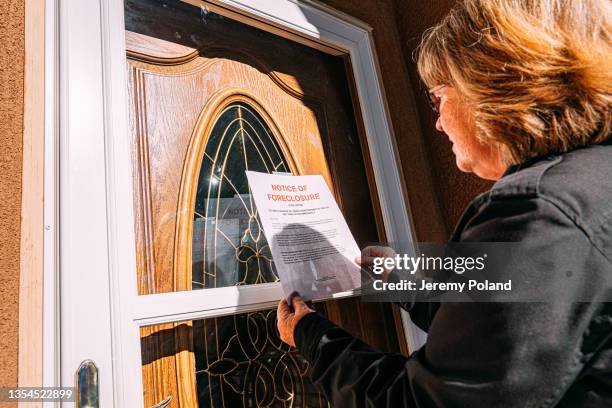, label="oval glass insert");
[192,102,290,289]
